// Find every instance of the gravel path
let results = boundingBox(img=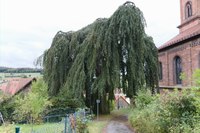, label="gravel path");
[102,114,135,133]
